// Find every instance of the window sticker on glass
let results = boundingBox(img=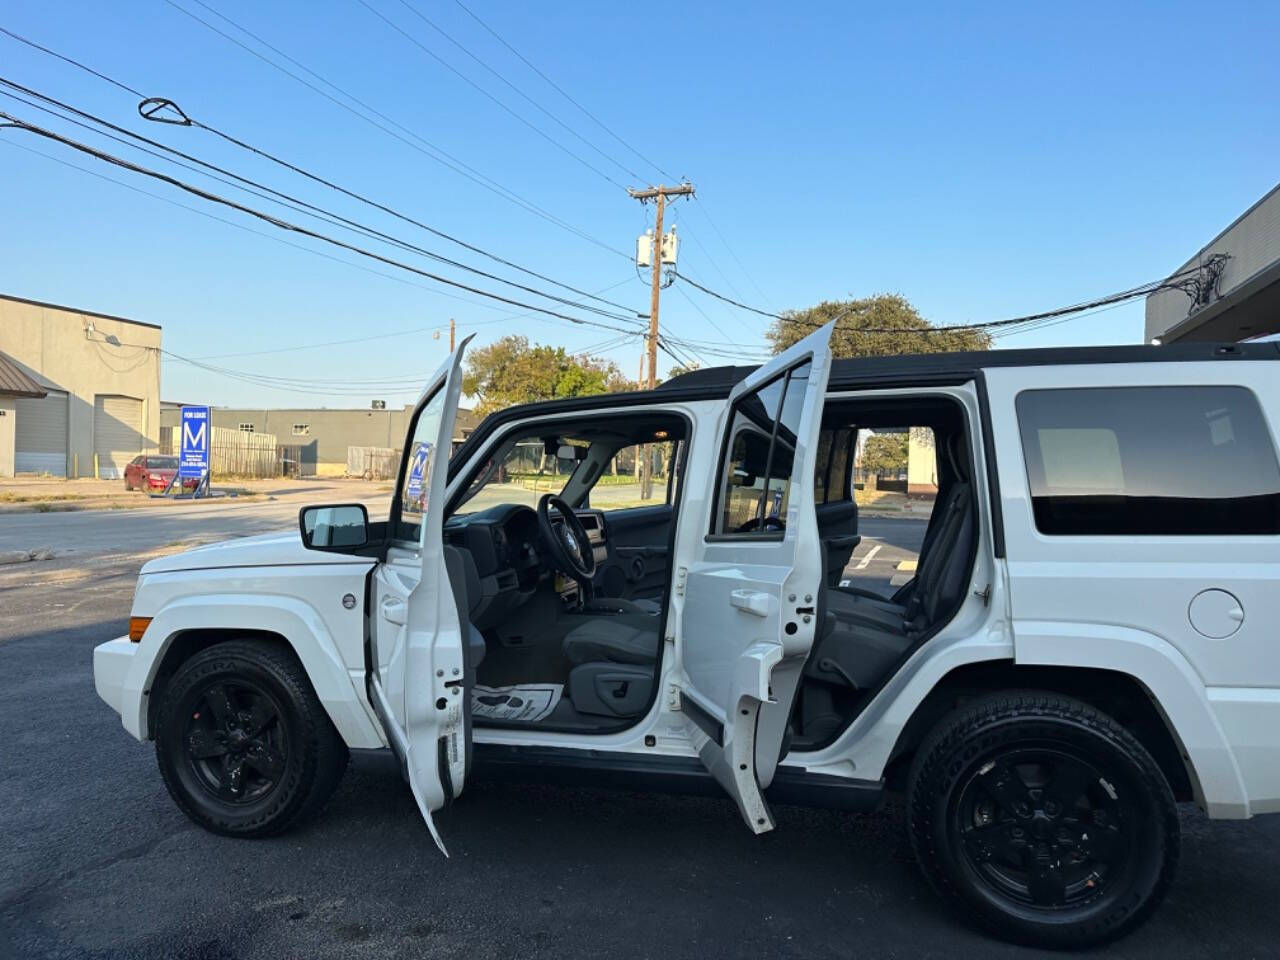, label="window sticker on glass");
[405,441,432,513]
